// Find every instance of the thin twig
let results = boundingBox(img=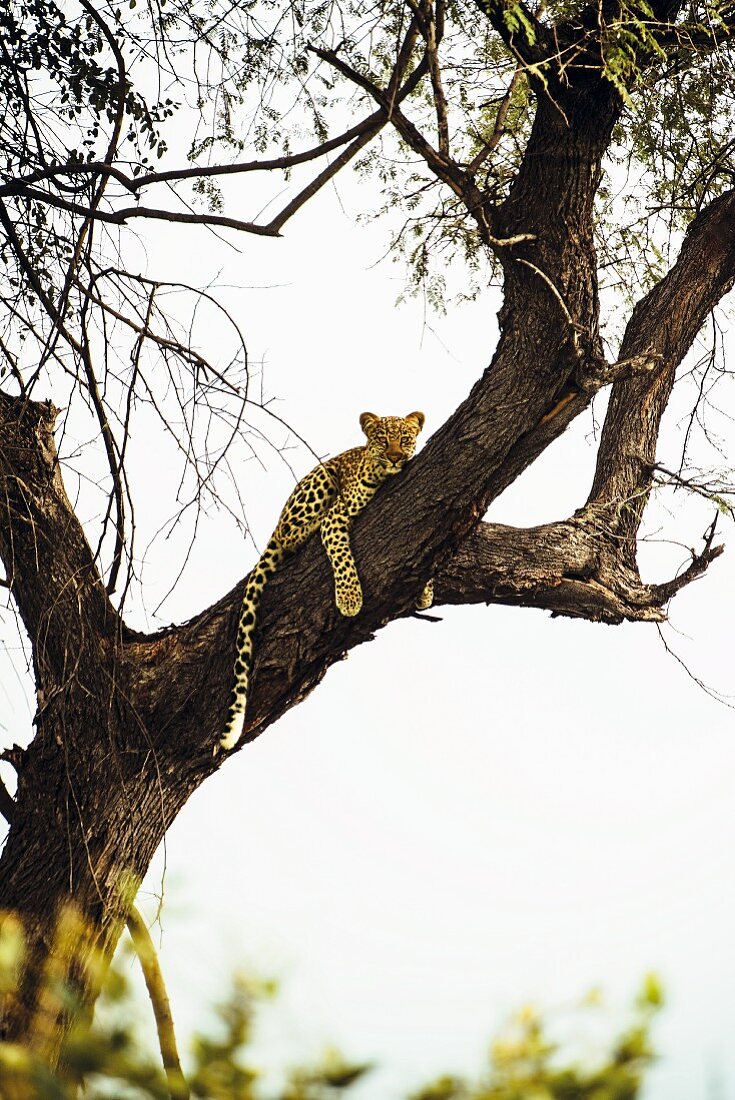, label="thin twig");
[77,298,126,596]
[0,334,25,392]
[467,67,523,173]
[652,514,724,602]
[657,623,735,709]
[515,257,578,334]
